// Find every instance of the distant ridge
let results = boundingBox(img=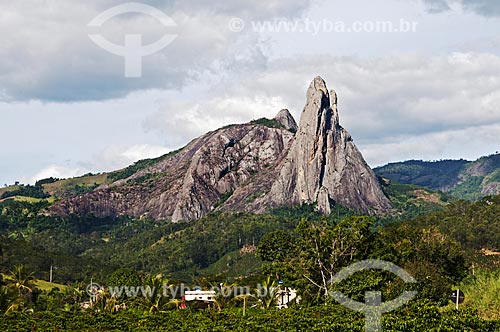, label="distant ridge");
[375,154,500,200]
